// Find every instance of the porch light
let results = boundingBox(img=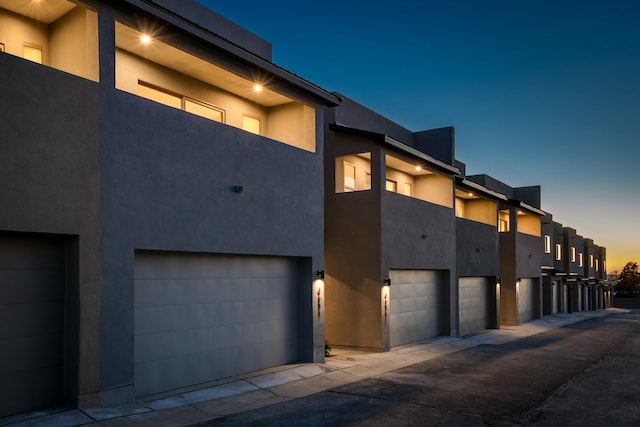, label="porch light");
[415,166,422,171]
[140,34,152,44]
[316,270,325,280]
[253,84,263,92]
